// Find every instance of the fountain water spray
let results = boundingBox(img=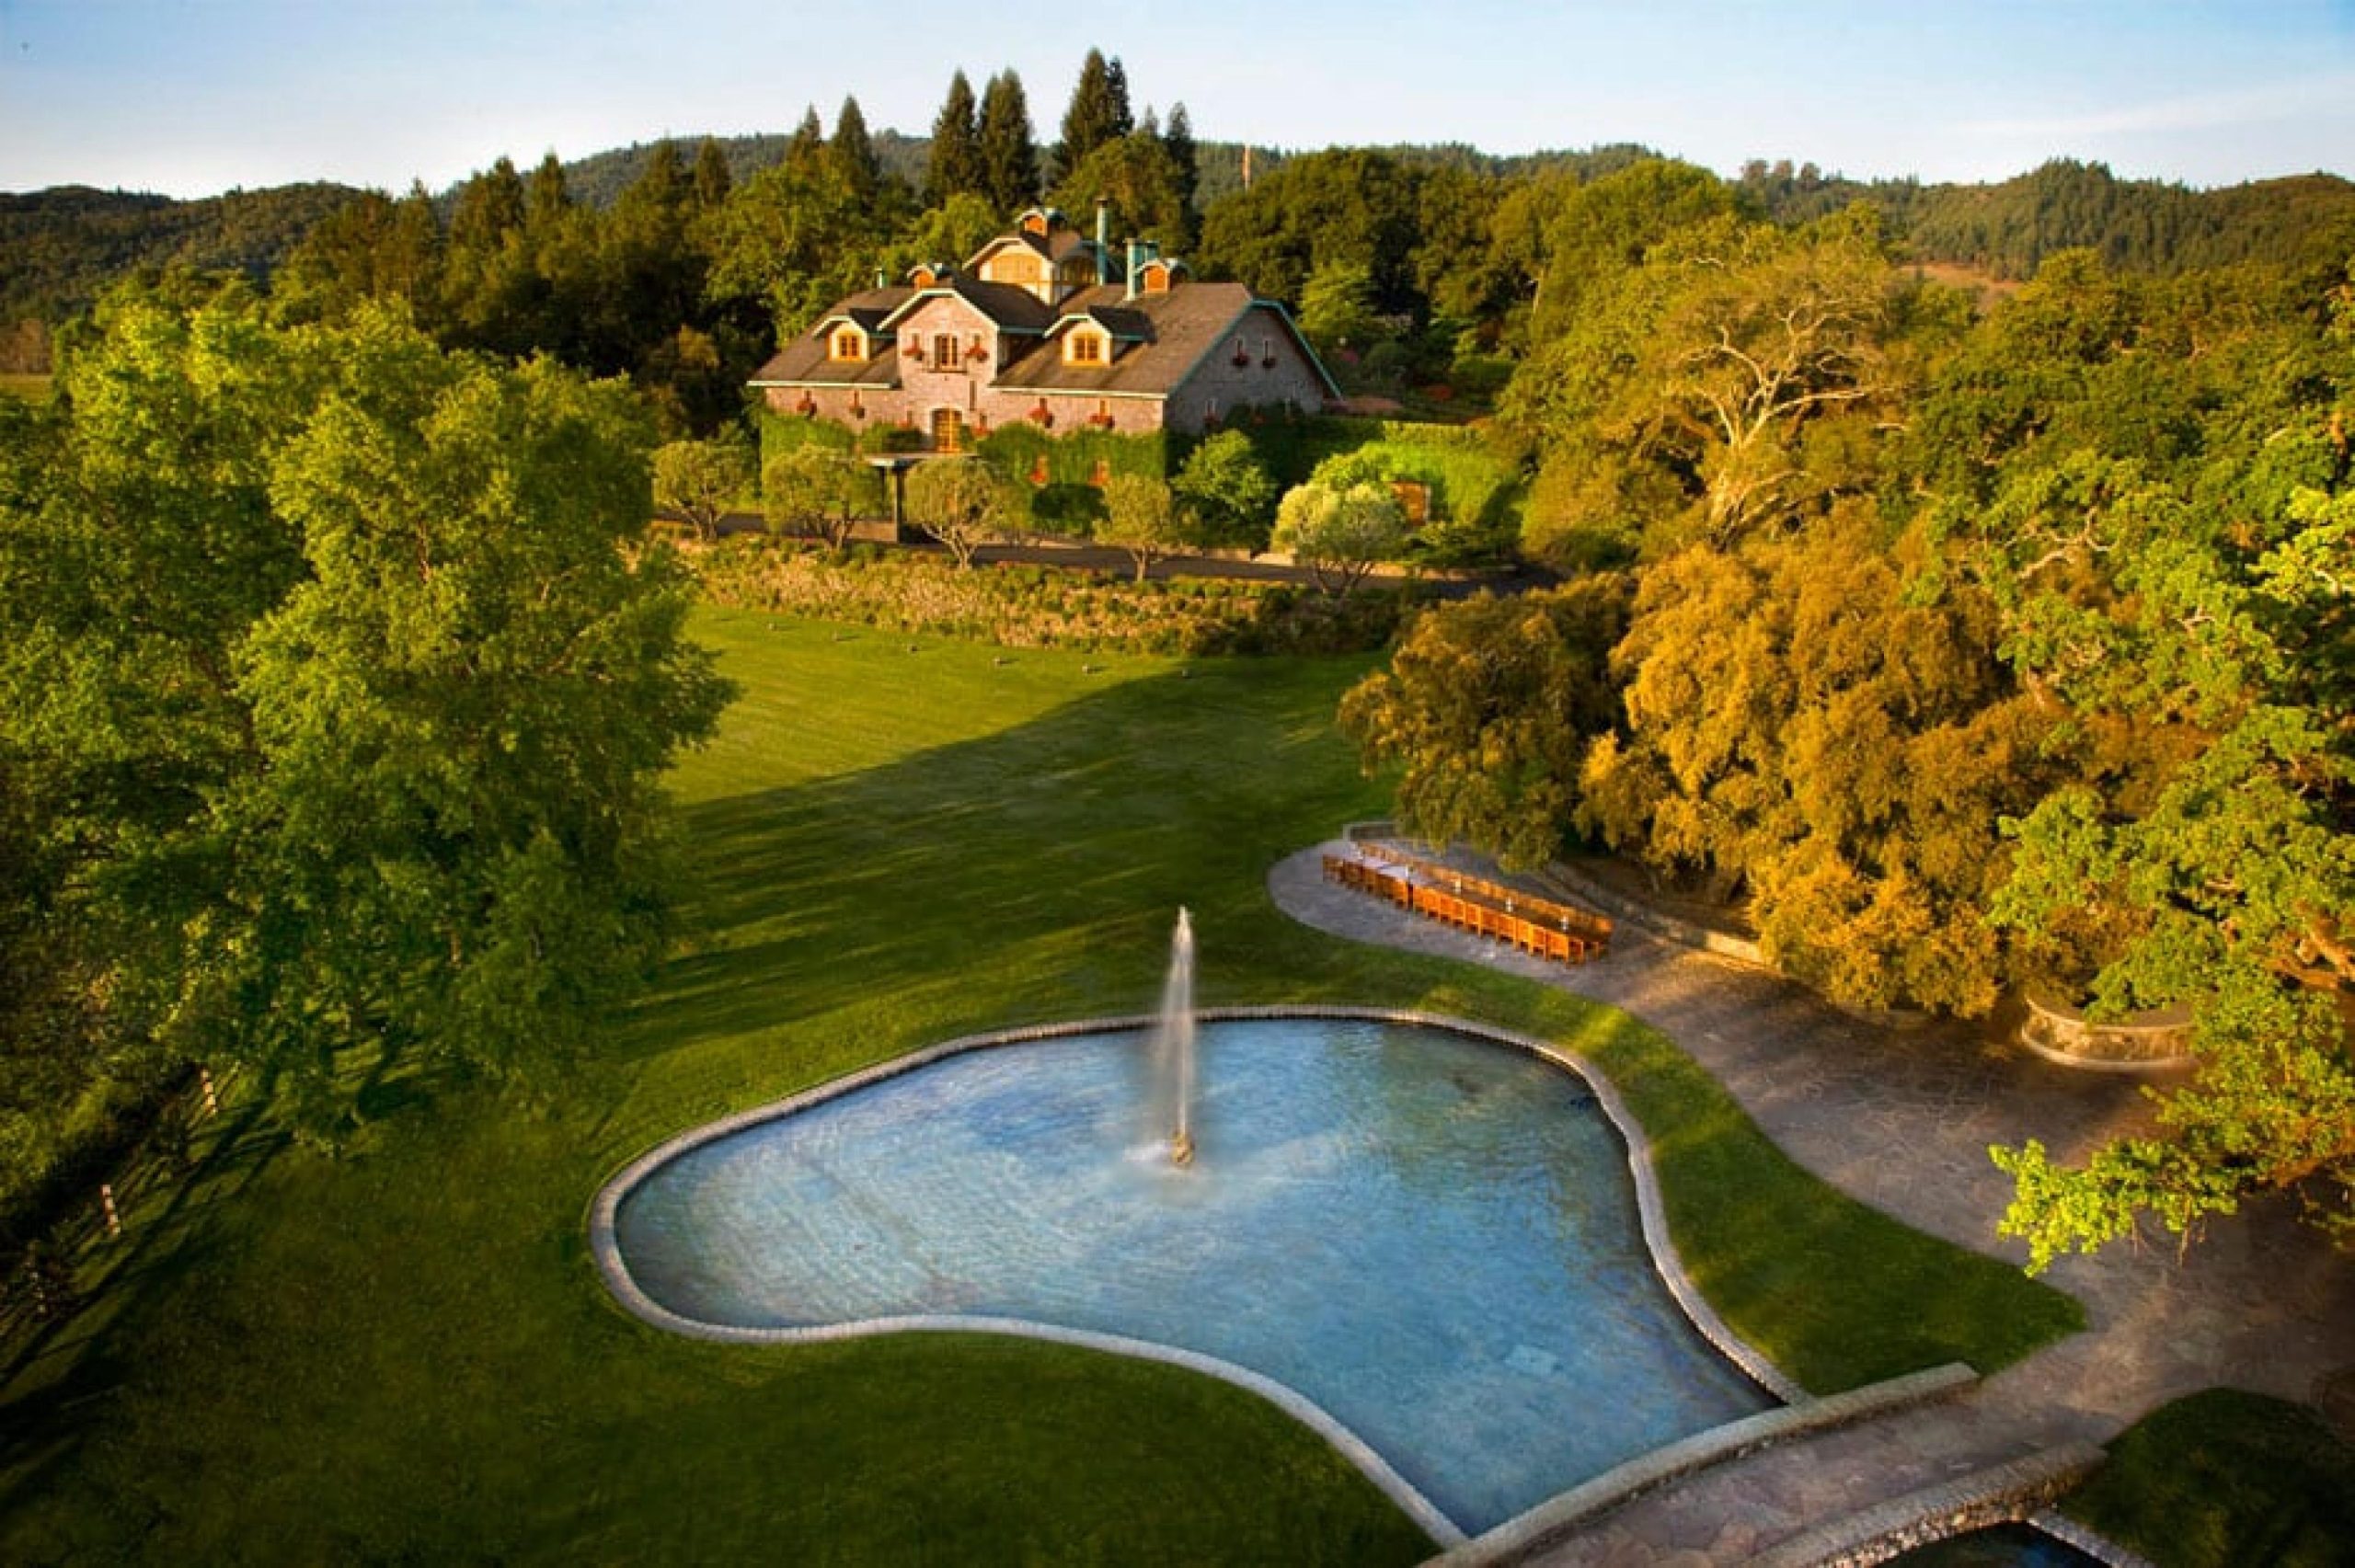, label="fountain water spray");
[1152,908,1198,1166]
